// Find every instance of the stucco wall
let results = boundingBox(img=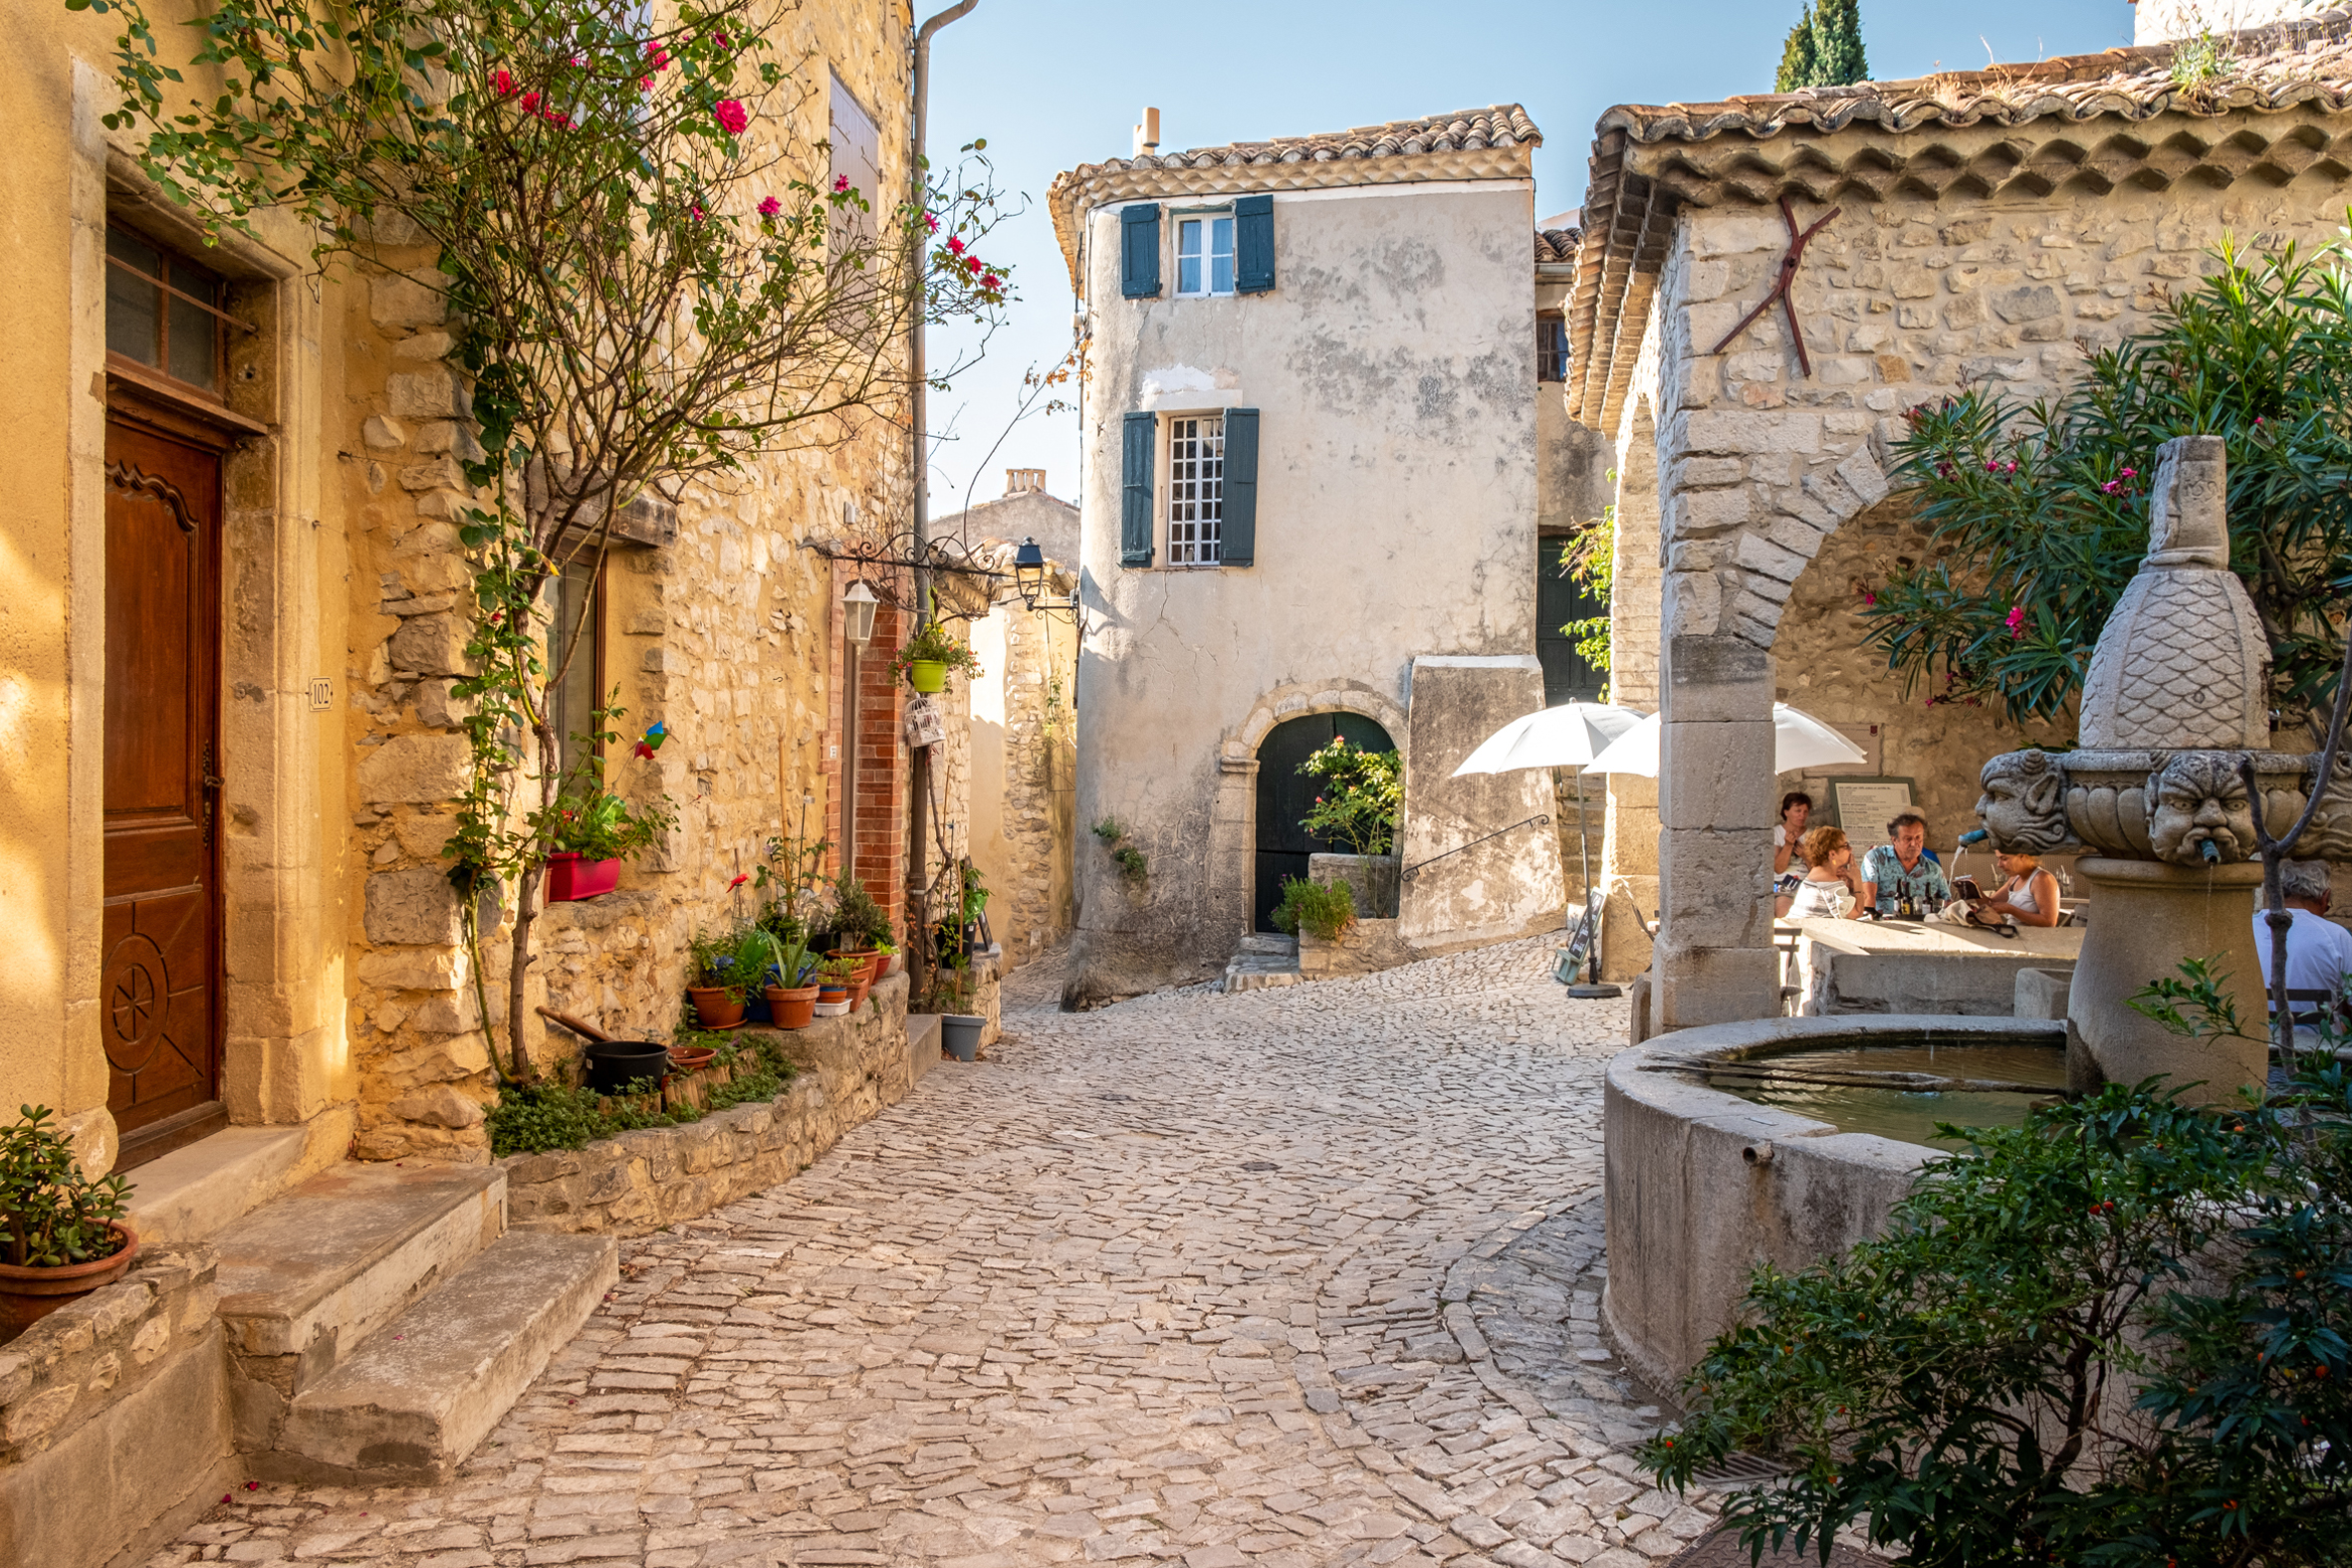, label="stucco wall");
[1068,180,1541,1000]
[1618,123,2352,1029]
